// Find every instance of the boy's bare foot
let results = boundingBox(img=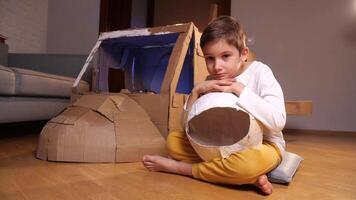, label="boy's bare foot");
[142,155,193,176]
[255,174,273,195]
[142,155,178,173]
